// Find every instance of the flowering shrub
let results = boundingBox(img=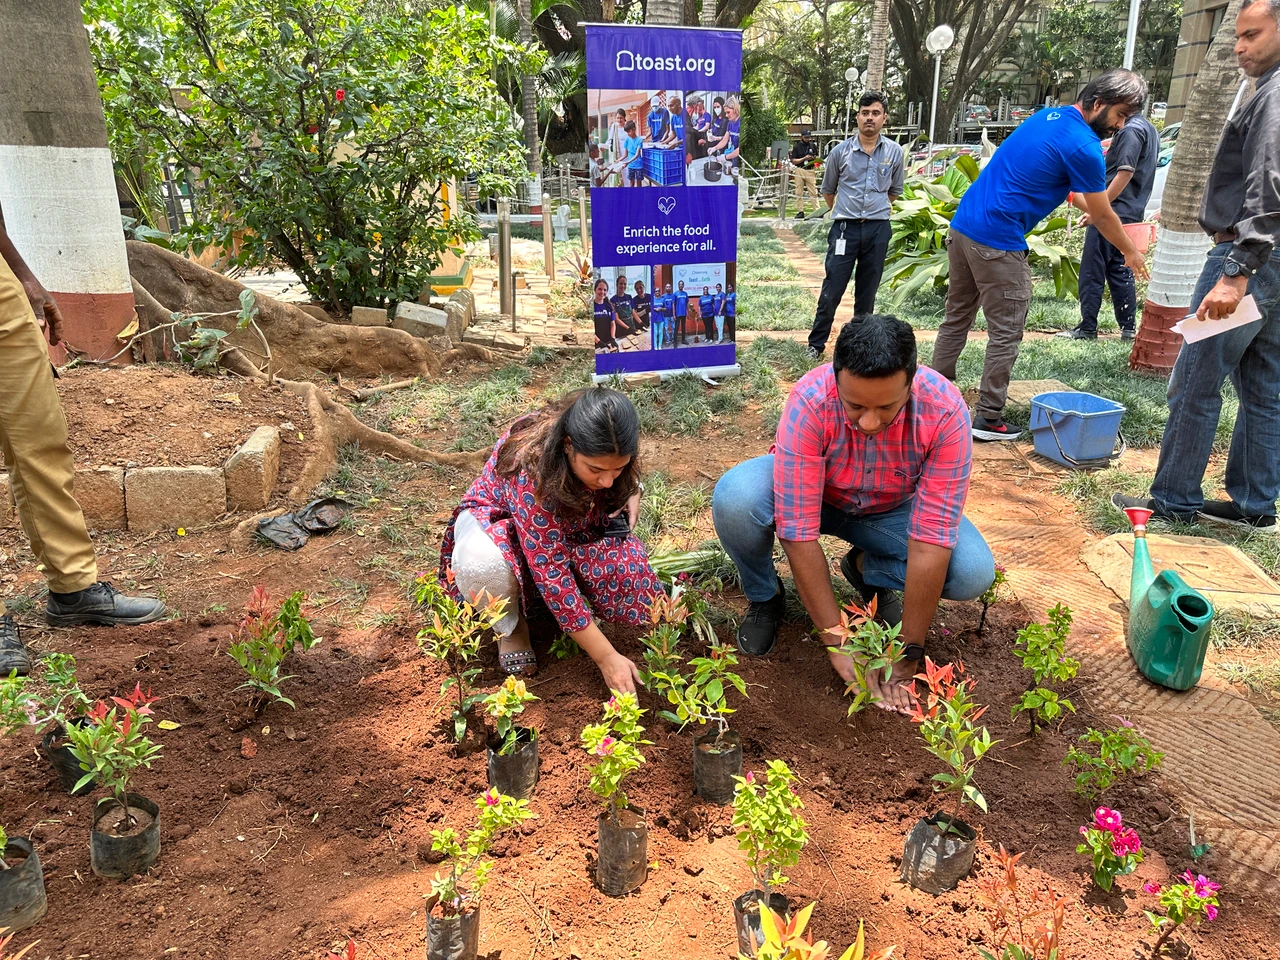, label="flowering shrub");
[977,564,1009,633]
[977,846,1065,960]
[227,586,320,709]
[909,657,996,832]
[1076,806,1143,891]
[581,693,651,820]
[65,683,163,813]
[731,760,808,894]
[826,597,906,715]
[416,572,509,742]
[0,652,93,737]
[1143,872,1221,958]
[482,676,538,756]
[428,788,533,917]
[751,906,896,960]
[1011,604,1079,735]
[1063,722,1164,799]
